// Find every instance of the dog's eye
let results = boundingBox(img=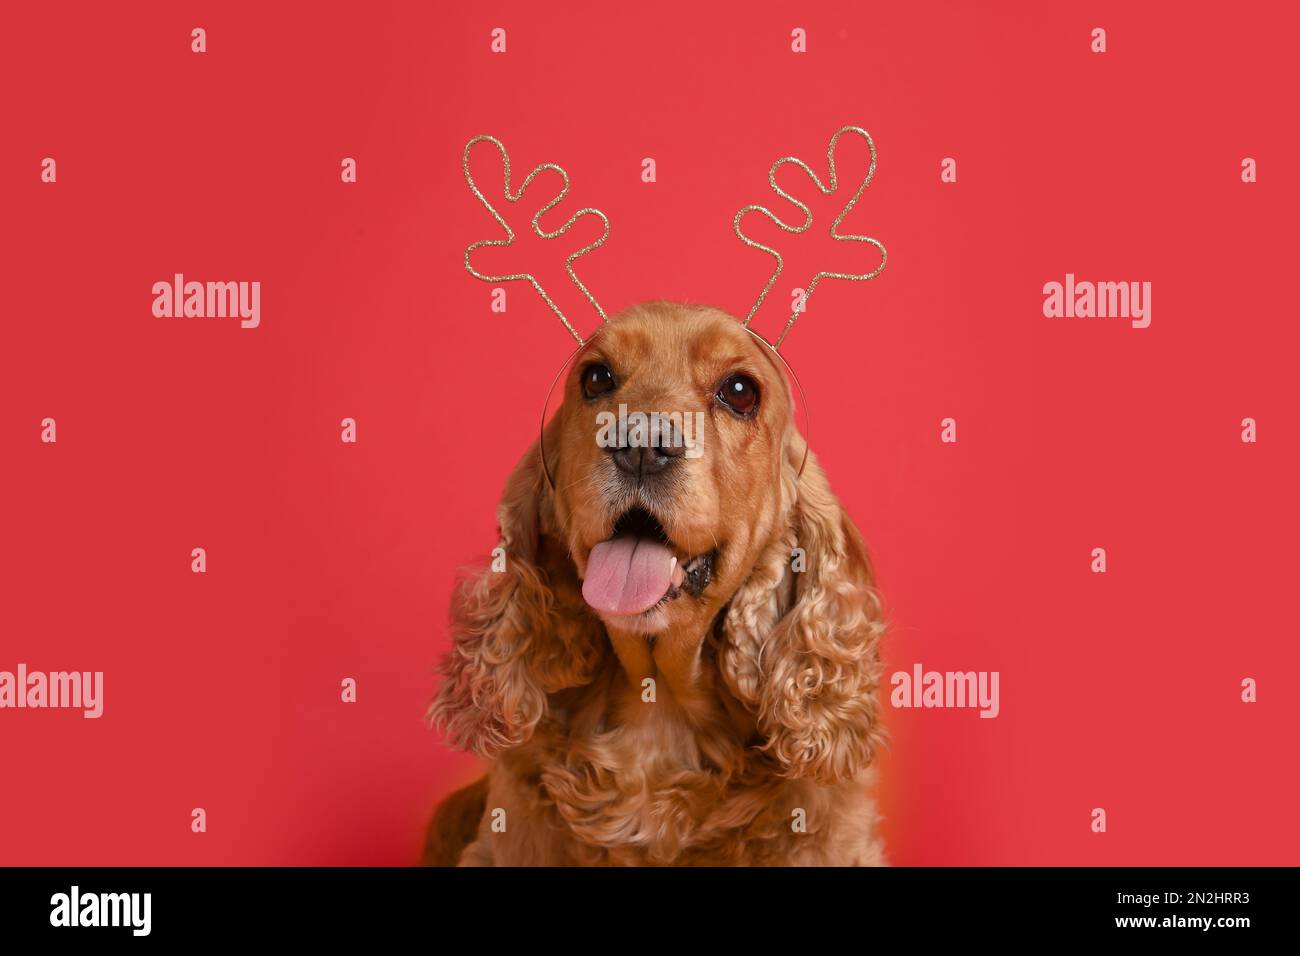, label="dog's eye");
[581,363,616,399]
[716,374,759,416]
